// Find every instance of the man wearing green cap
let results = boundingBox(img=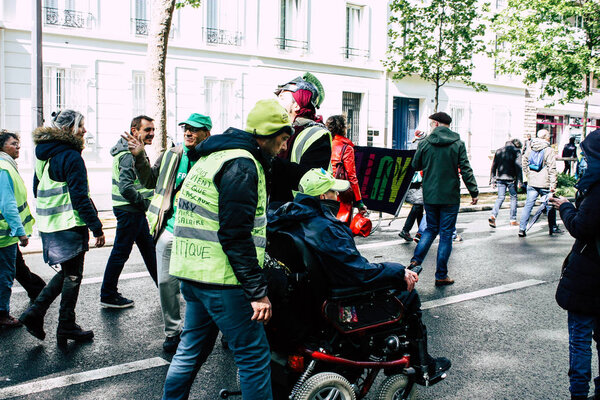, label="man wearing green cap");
[101,115,158,310]
[121,112,211,353]
[162,99,292,400]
